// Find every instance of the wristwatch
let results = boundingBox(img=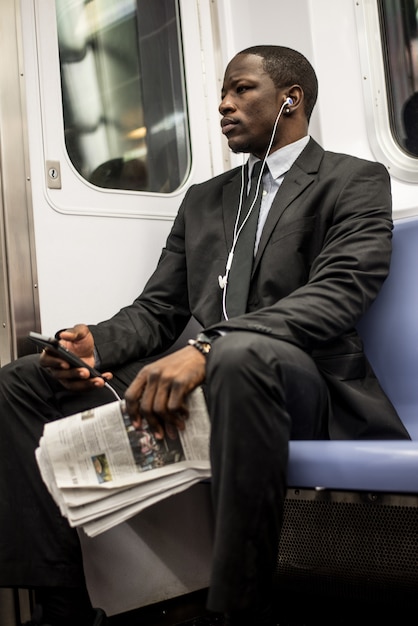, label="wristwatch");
[188,332,214,356]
